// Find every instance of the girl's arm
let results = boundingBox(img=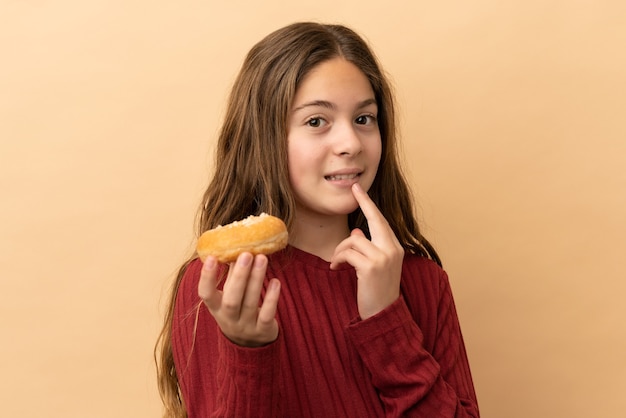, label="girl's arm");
[333,183,478,417]
[345,266,479,418]
[171,258,282,417]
